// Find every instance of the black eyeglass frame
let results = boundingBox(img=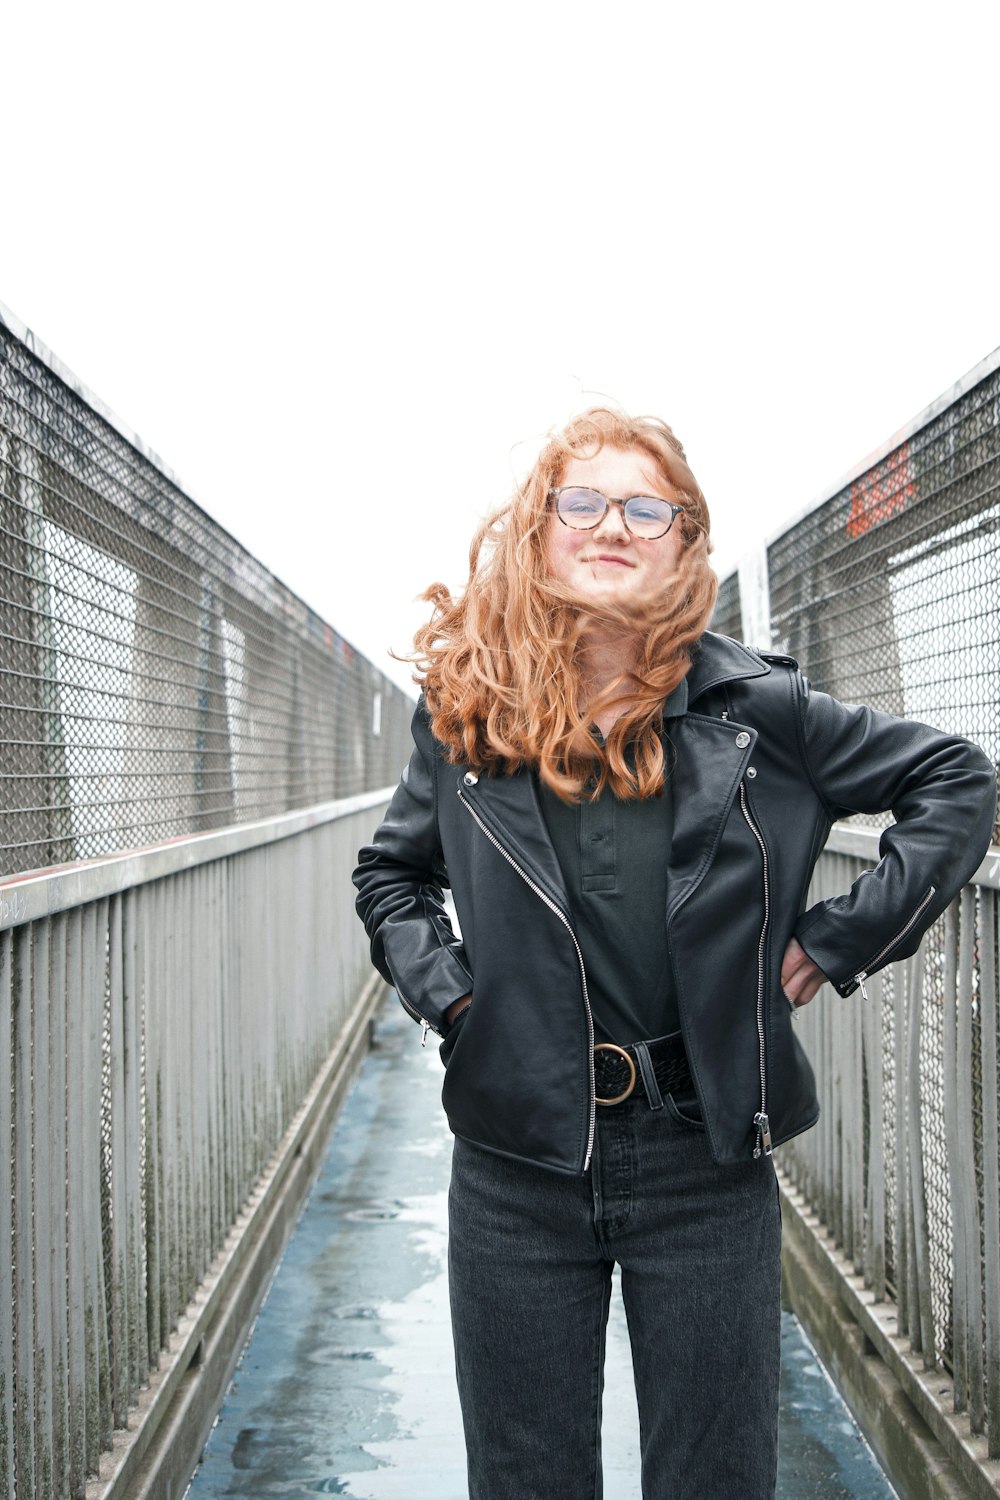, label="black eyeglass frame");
[548,487,686,540]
